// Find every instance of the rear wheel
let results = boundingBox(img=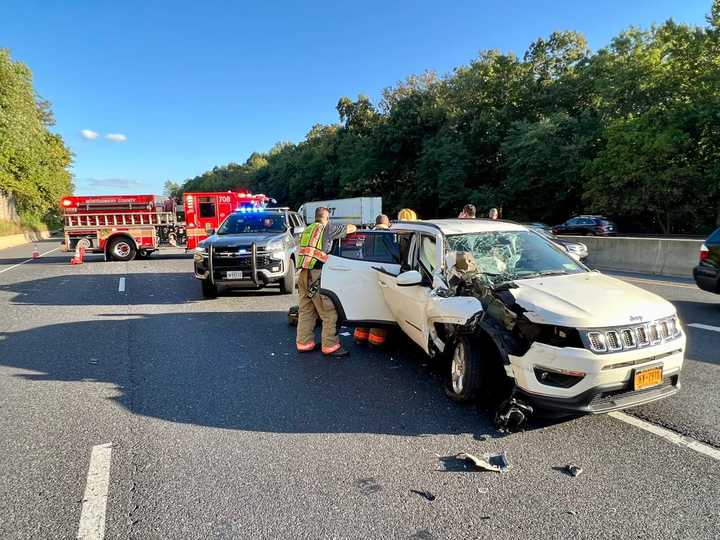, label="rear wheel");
[279,258,295,294]
[108,237,136,261]
[201,279,218,299]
